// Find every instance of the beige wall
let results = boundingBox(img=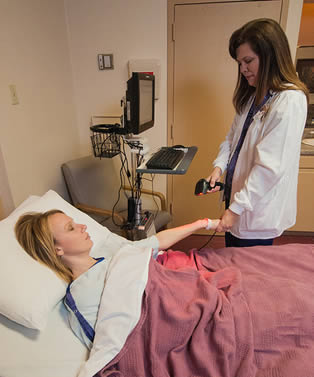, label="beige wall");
[0,145,14,219]
[0,0,80,207]
[64,0,168,194]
